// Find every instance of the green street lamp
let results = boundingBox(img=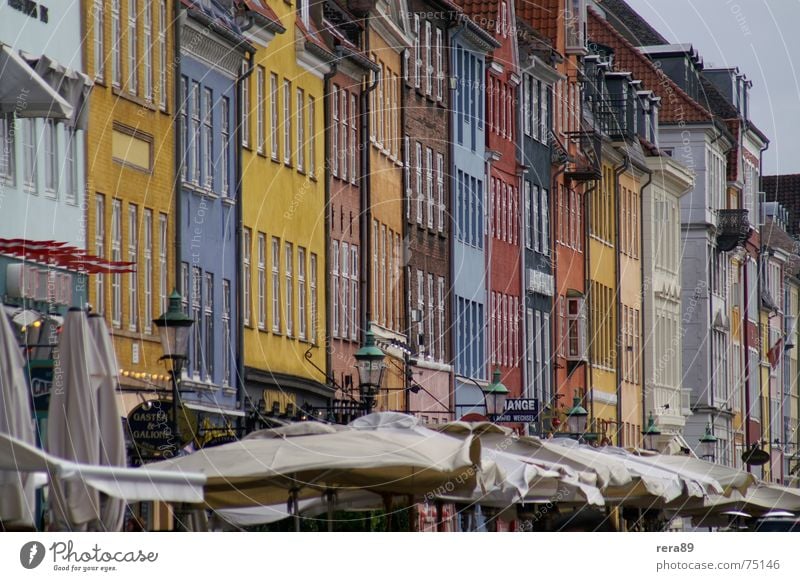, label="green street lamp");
[153,290,194,453]
[642,412,662,451]
[354,331,386,412]
[484,368,509,417]
[565,395,589,435]
[699,424,718,461]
